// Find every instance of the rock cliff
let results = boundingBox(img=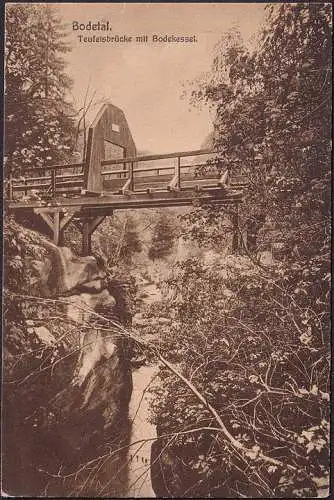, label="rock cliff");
[3,226,132,496]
